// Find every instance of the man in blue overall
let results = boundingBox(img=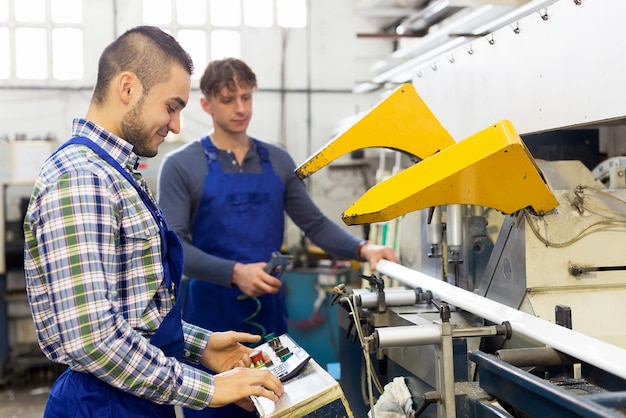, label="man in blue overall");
[23,27,283,418]
[157,58,398,417]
